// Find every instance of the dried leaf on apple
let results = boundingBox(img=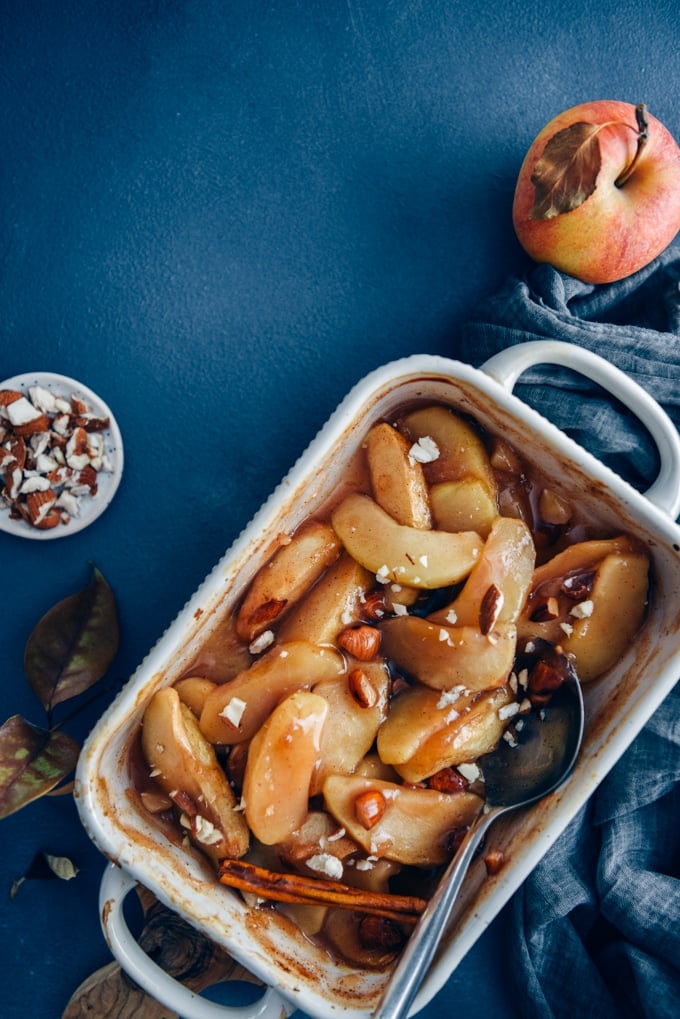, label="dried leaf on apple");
[531,121,603,219]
